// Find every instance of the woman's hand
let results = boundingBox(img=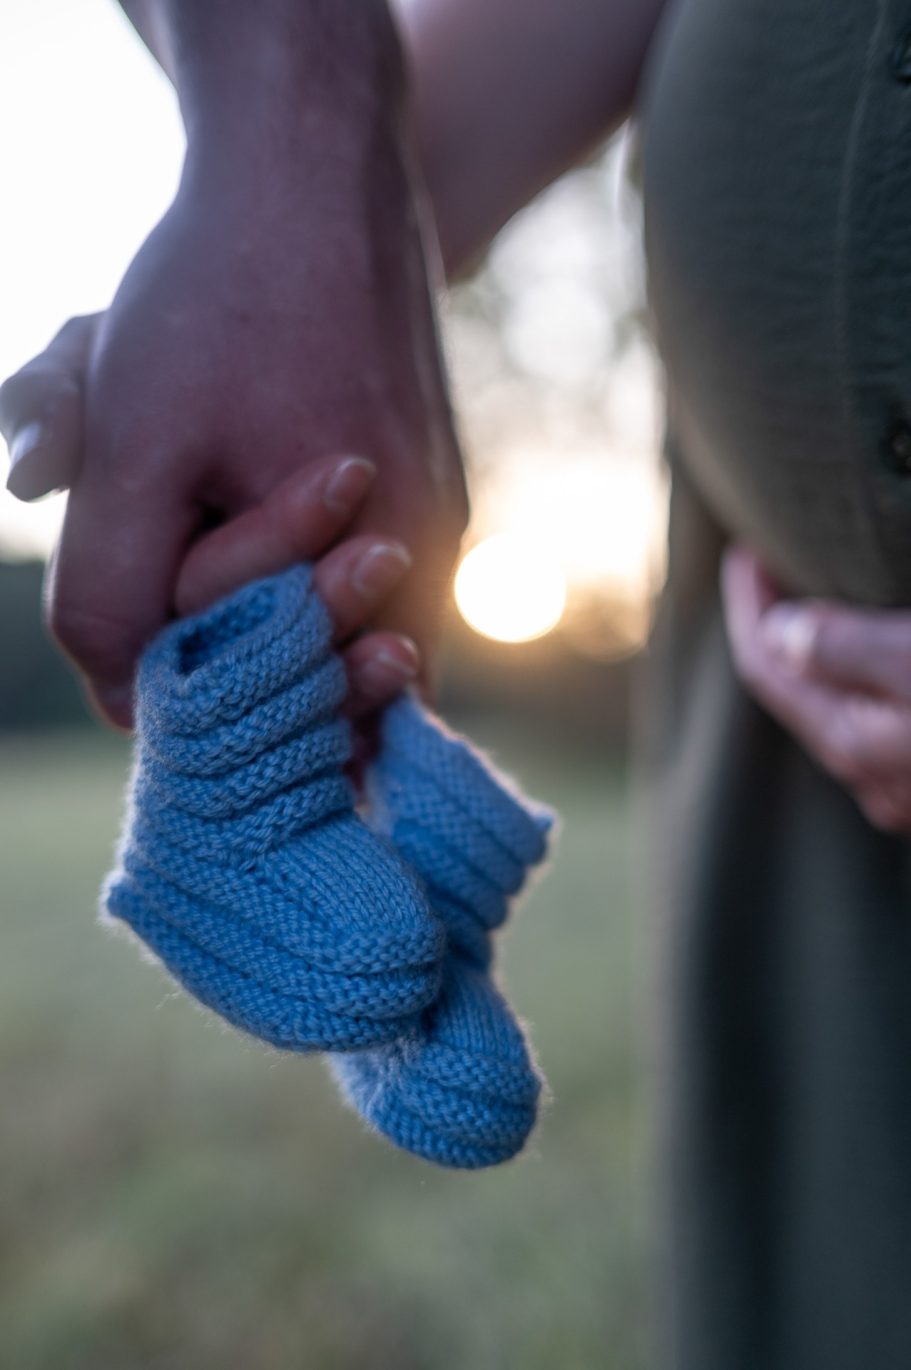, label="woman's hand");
[0,314,100,501]
[722,543,911,832]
